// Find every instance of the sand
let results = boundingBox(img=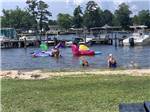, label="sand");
[0,69,150,80]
